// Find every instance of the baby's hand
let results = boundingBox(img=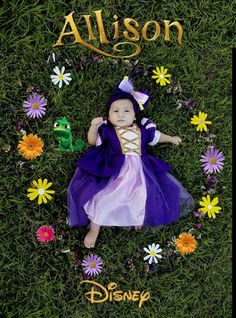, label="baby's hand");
[172,136,182,145]
[91,117,104,129]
